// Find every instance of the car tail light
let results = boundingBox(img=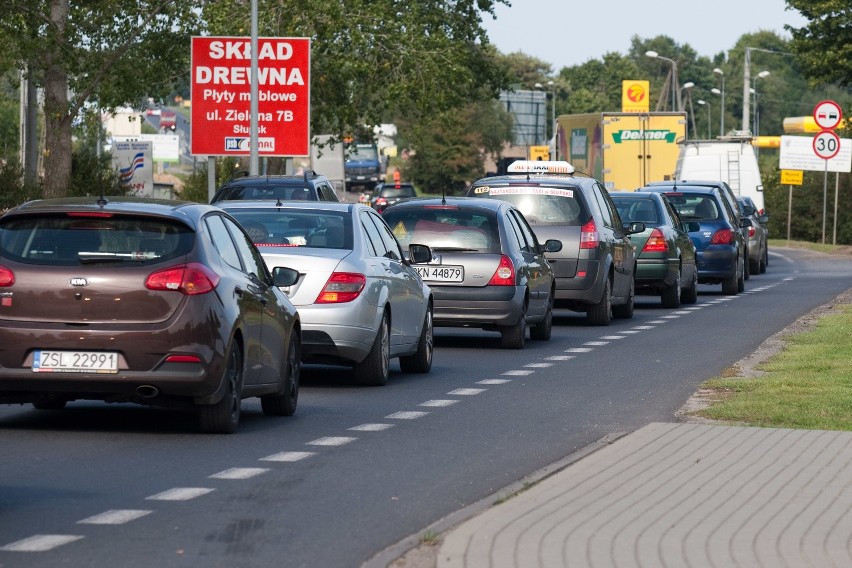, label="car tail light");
[749,226,756,238]
[0,265,14,287]
[642,228,667,253]
[316,272,366,303]
[165,354,202,363]
[580,219,599,249]
[488,255,515,286]
[146,263,220,295]
[710,229,735,245]
[374,197,387,206]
